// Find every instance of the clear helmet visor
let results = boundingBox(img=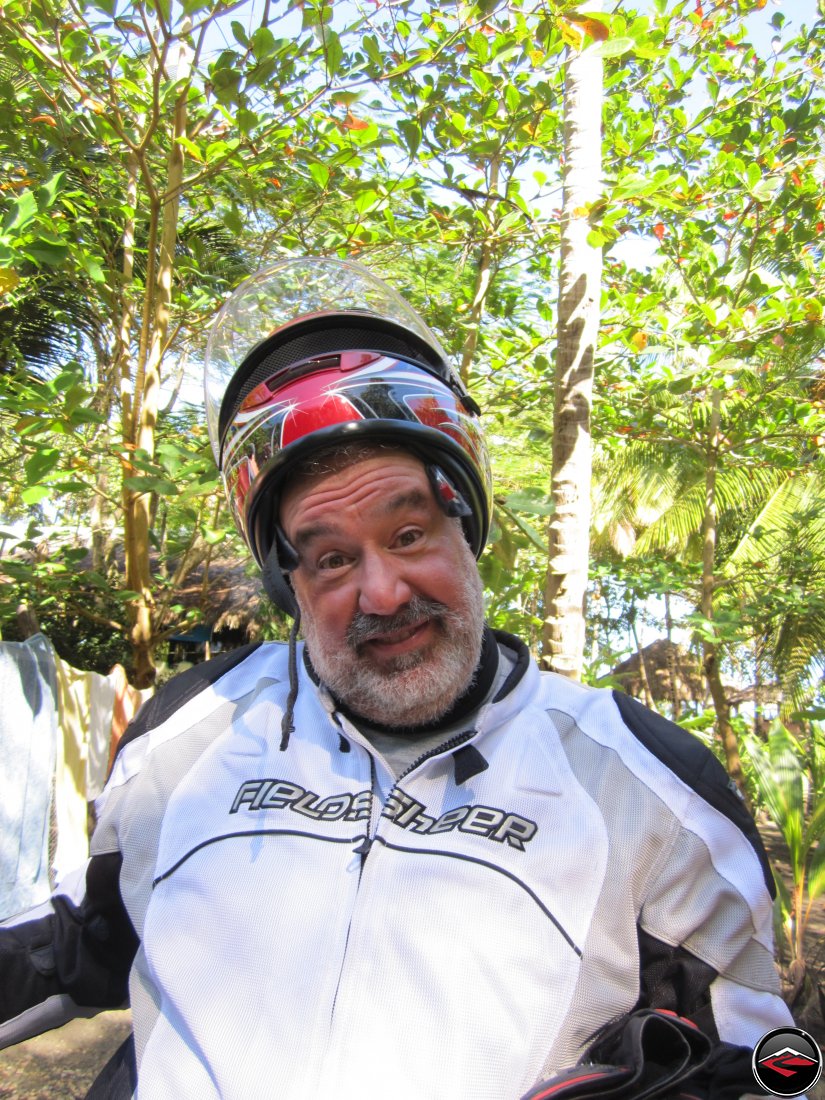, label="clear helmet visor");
[204,257,448,462]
